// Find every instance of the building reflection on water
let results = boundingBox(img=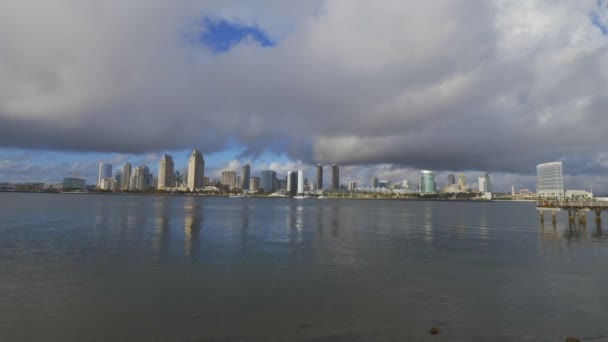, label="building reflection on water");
[184,197,203,262]
[154,197,171,261]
